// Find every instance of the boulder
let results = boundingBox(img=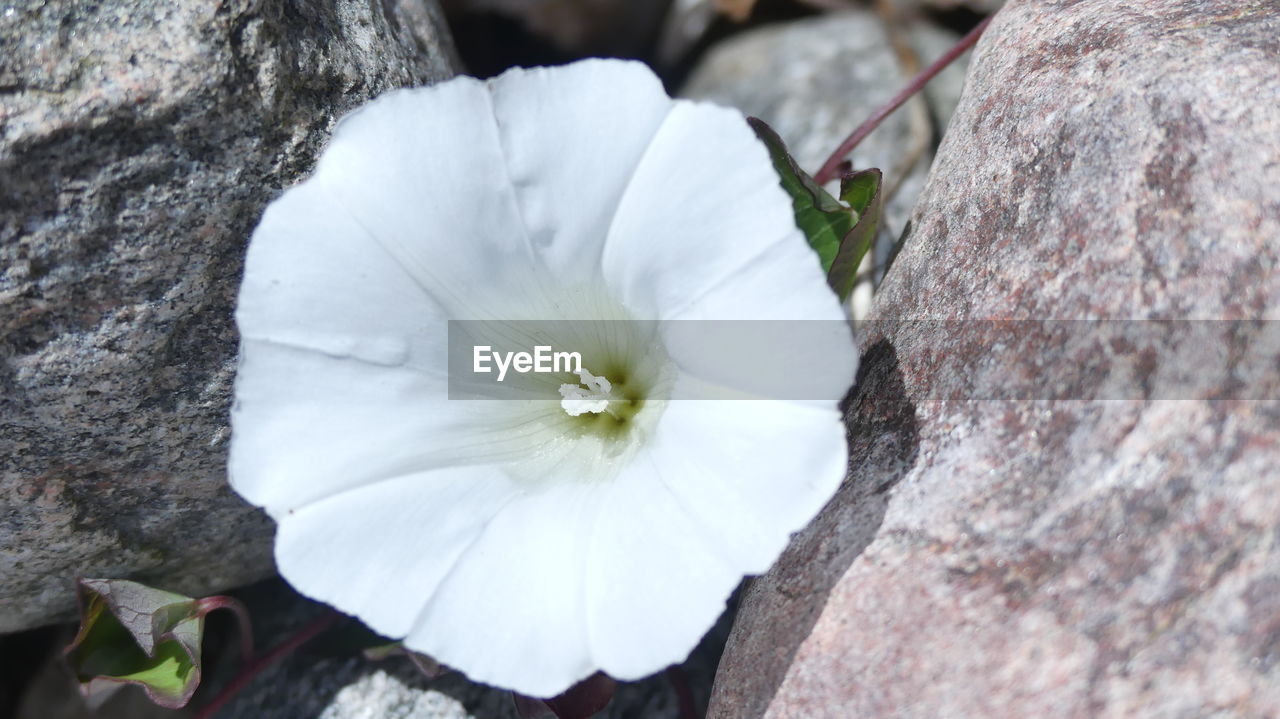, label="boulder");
[709,0,1280,716]
[0,0,458,633]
